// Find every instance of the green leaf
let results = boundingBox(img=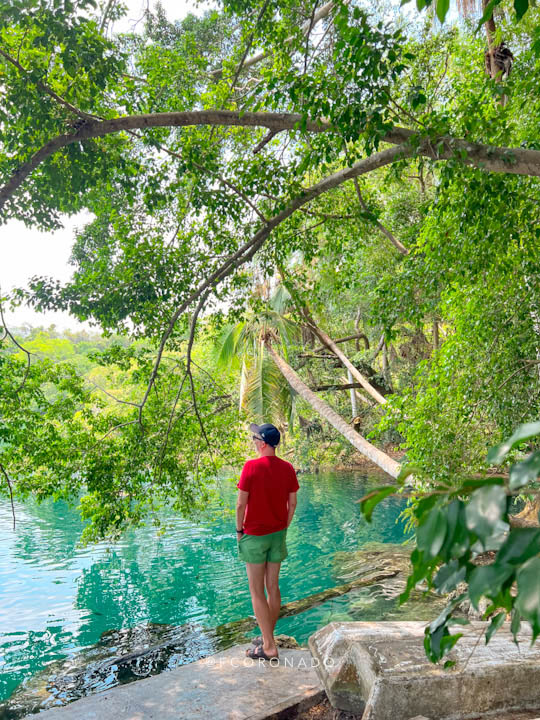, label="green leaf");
[433,559,466,594]
[358,485,397,523]
[464,485,508,547]
[424,594,466,662]
[417,507,447,558]
[487,422,540,465]
[509,450,540,490]
[497,529,540,566]
[511,608,521,643]
[415,493,440,521]
[516,557,540,641]
[468,564,513,609]
[439,631,463,655]
[436,0,450,23]
[429,594,467,634]
[514,0,529,20]
[486,612,506,643]
[442,499,461,552]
